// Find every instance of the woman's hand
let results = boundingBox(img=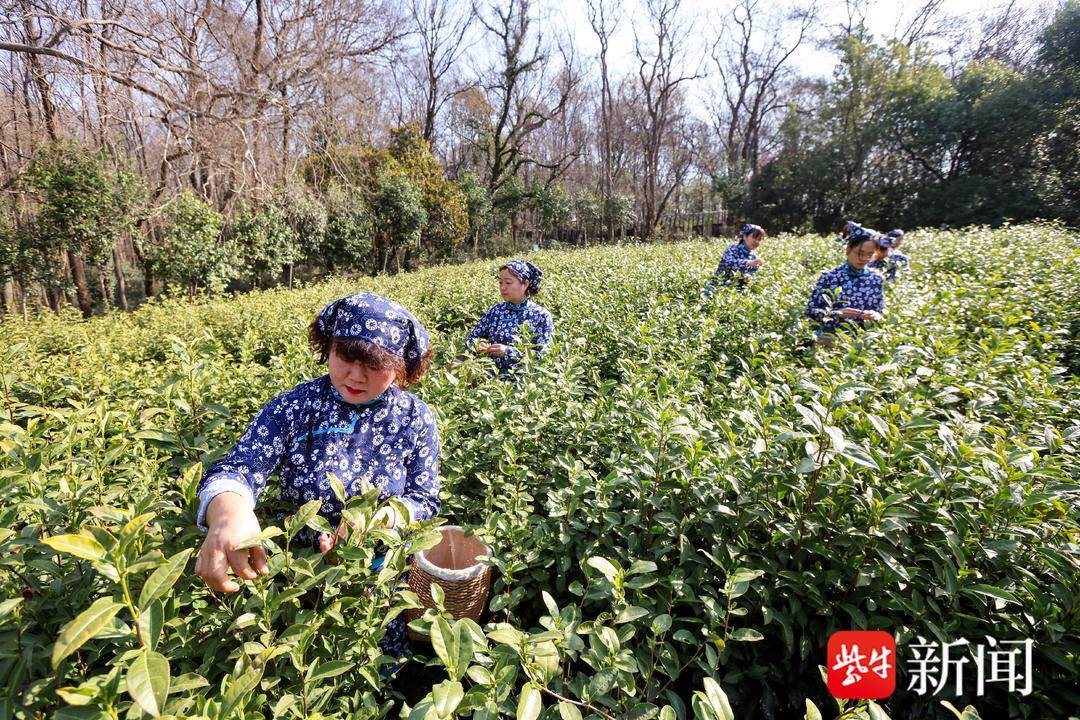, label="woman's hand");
[473,341,508,358]
[838,308,882,322]
[195,493,268,593]
[748,259,765,269]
